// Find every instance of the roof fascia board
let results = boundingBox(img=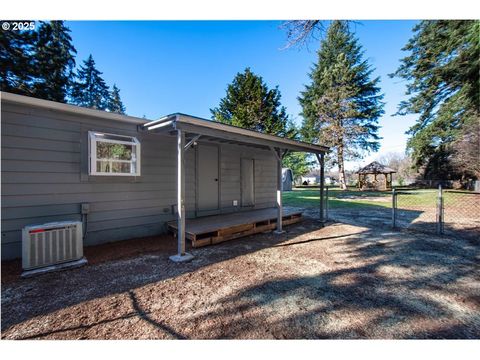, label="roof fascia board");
[176,121,324,154]
[176,114,327,154]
